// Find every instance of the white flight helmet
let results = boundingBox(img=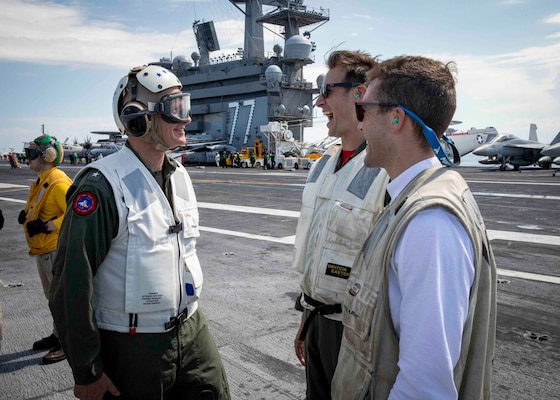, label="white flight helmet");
[112,65,191,148]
